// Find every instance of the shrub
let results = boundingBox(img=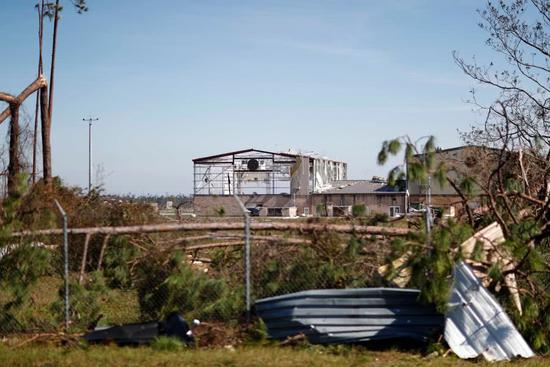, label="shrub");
[315,203,327,217]
[367,212,389,225]
[102,236,137,289]
[0,179,58,332]
[351,204,366,217]
[134,251,243,322]
[0,245,56,332]
[253,235,376,299]
[50,271,106,332]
